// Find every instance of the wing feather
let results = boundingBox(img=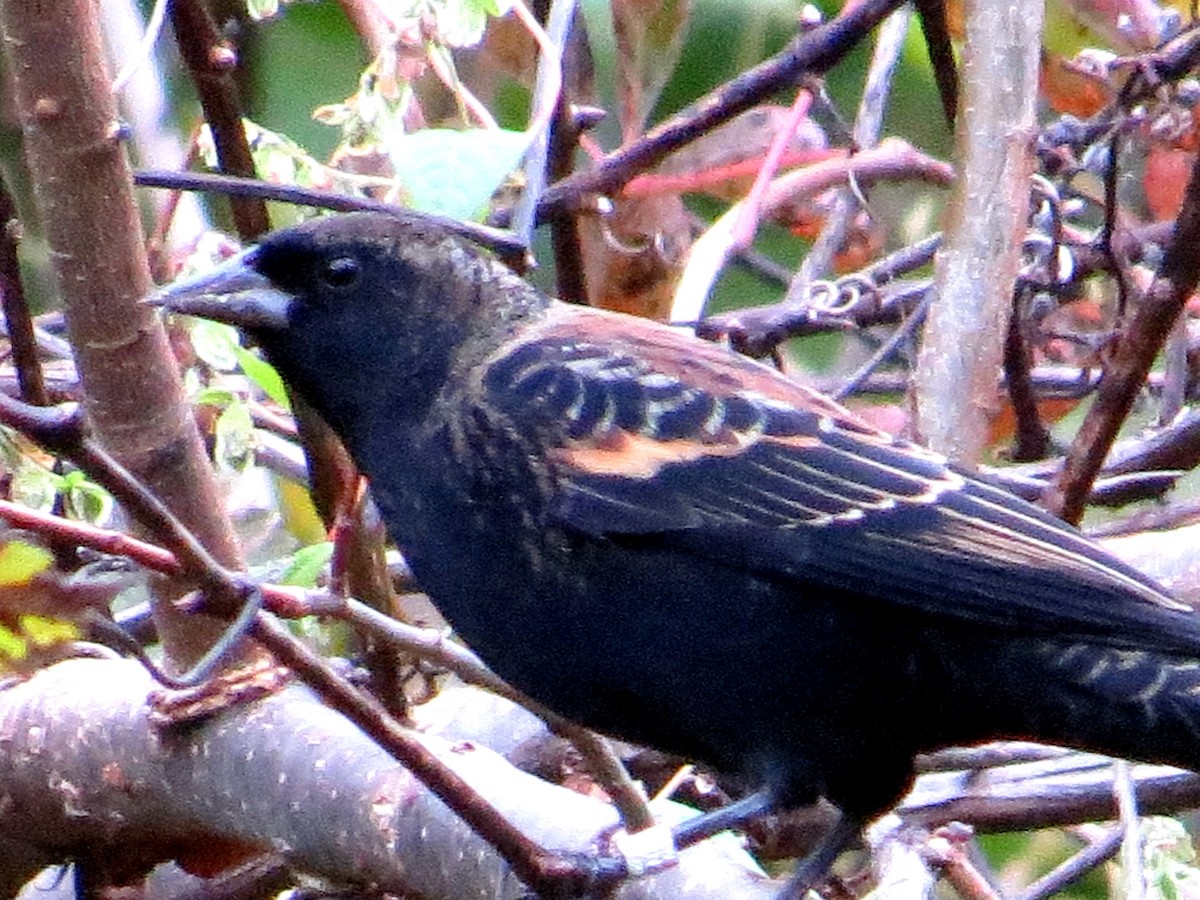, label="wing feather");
[477,306,1200,654]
